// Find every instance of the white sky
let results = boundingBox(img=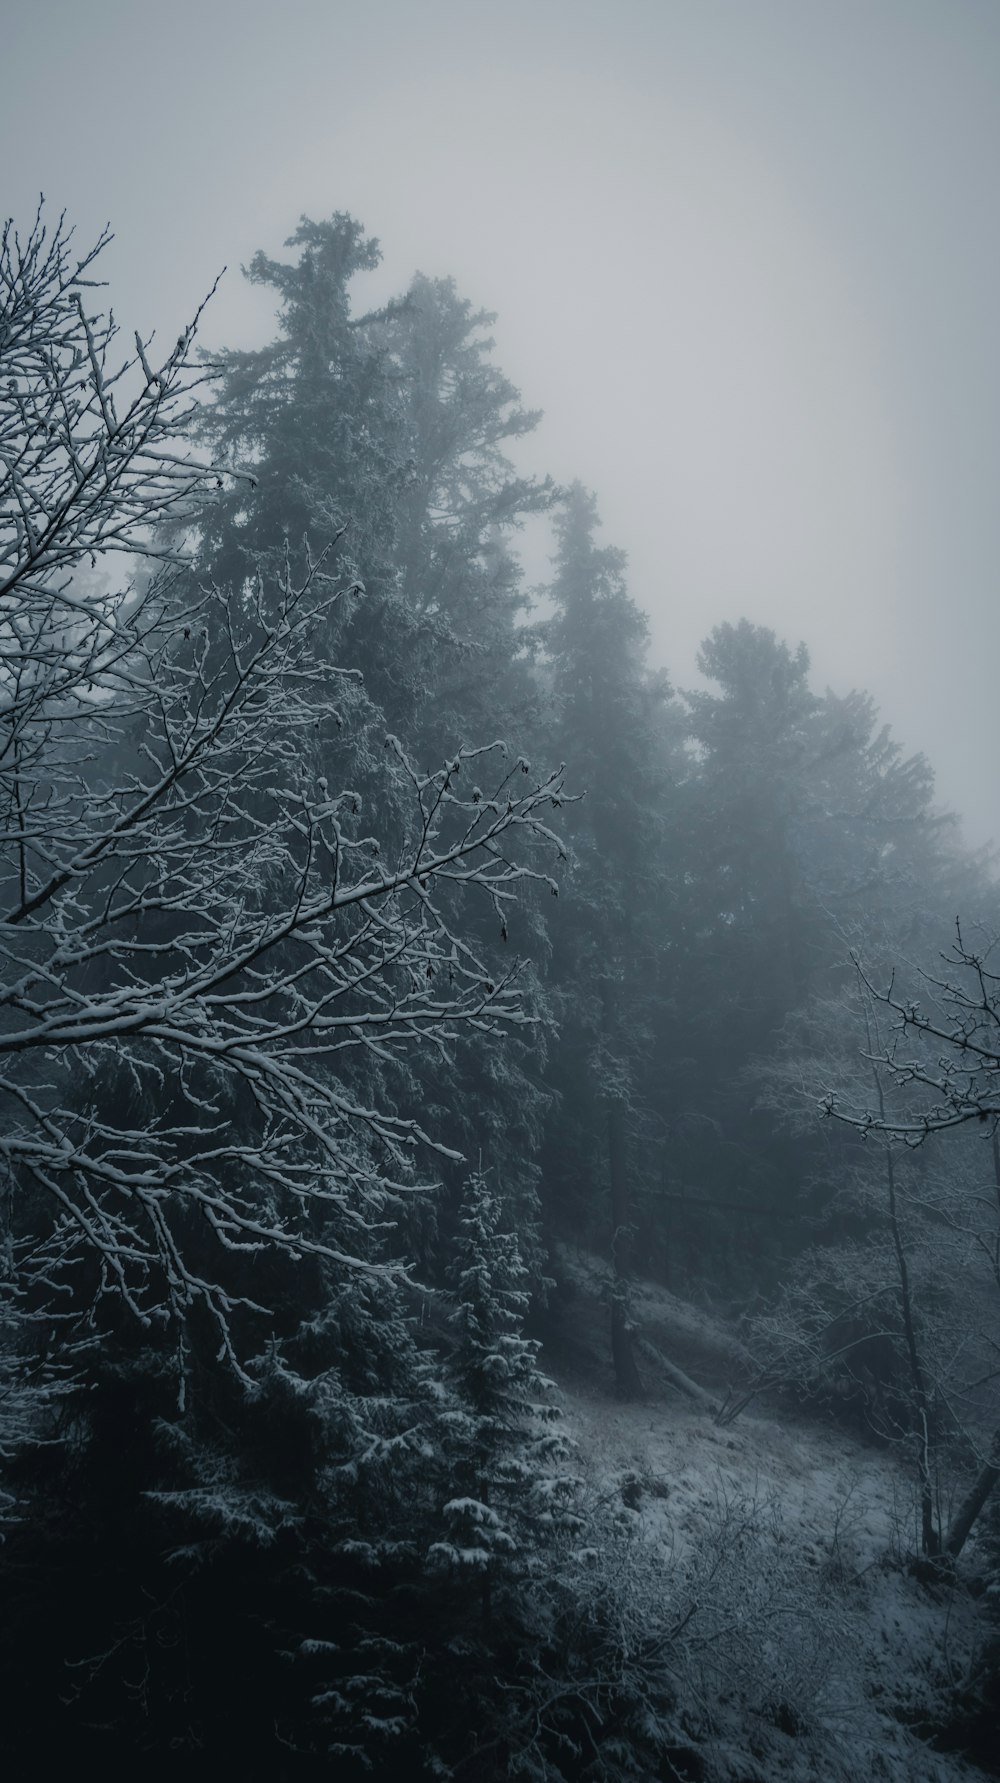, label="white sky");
[5,0,1000,846]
